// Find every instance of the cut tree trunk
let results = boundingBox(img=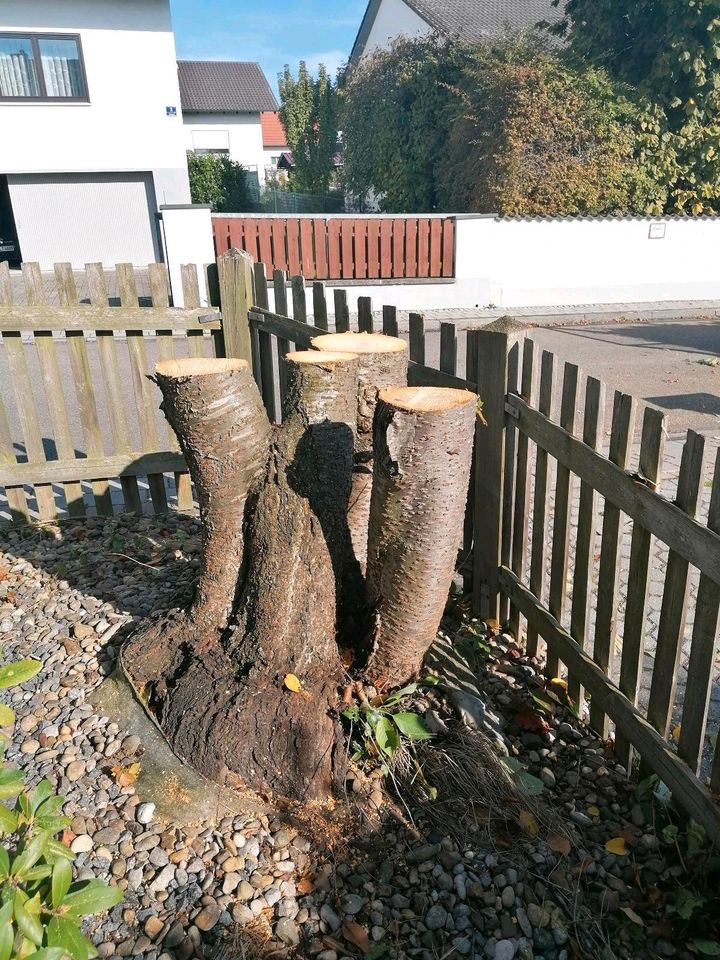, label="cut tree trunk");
[312,332,407,570]
[366,387,477,687]
[122,355,478,802]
